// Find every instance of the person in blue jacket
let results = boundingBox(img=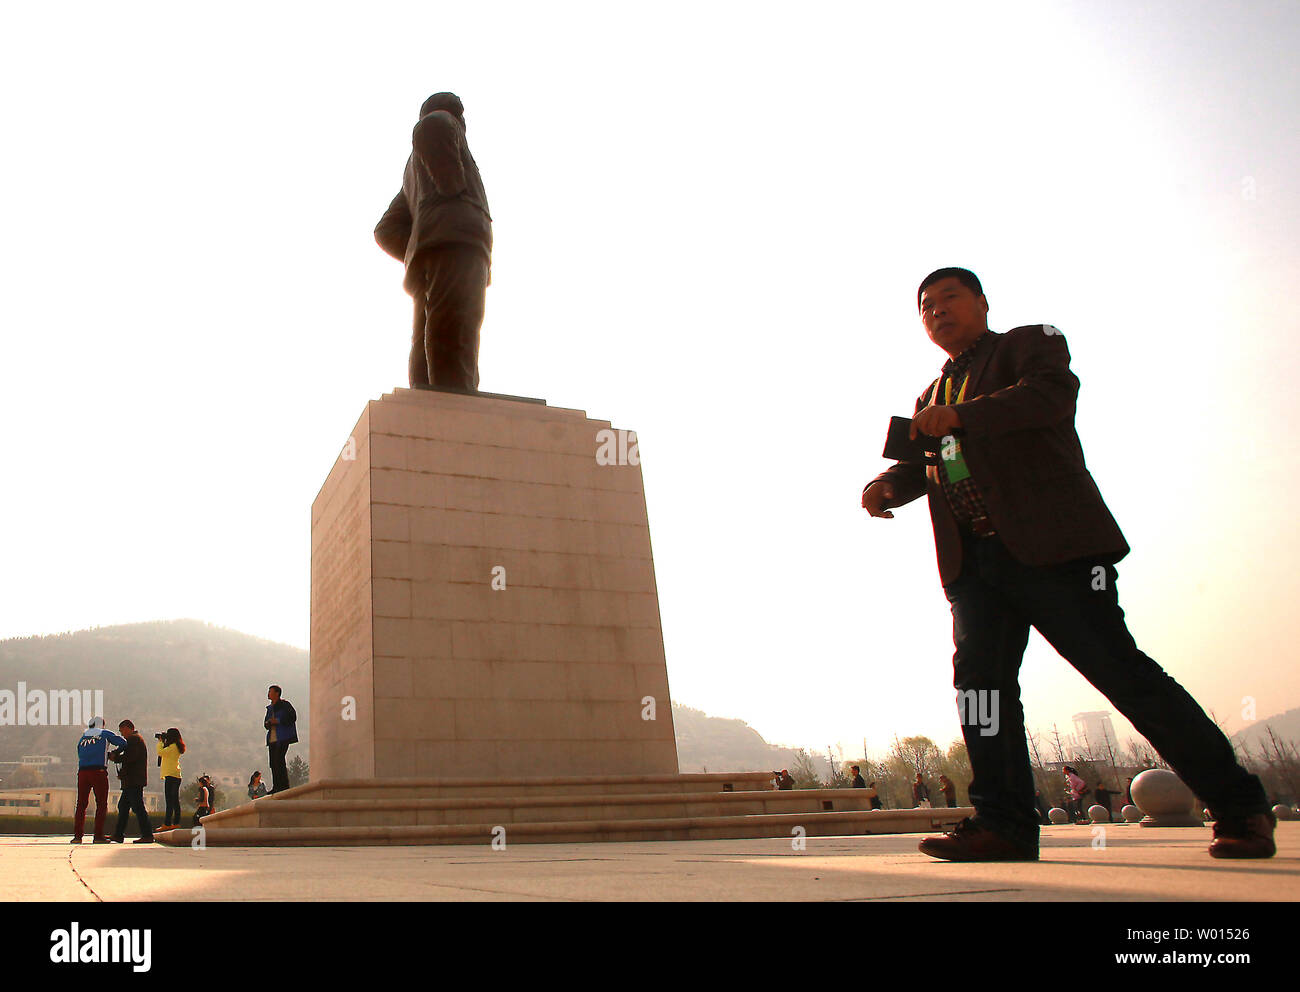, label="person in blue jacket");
[73,717,128,843]
[264,685,298,795]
